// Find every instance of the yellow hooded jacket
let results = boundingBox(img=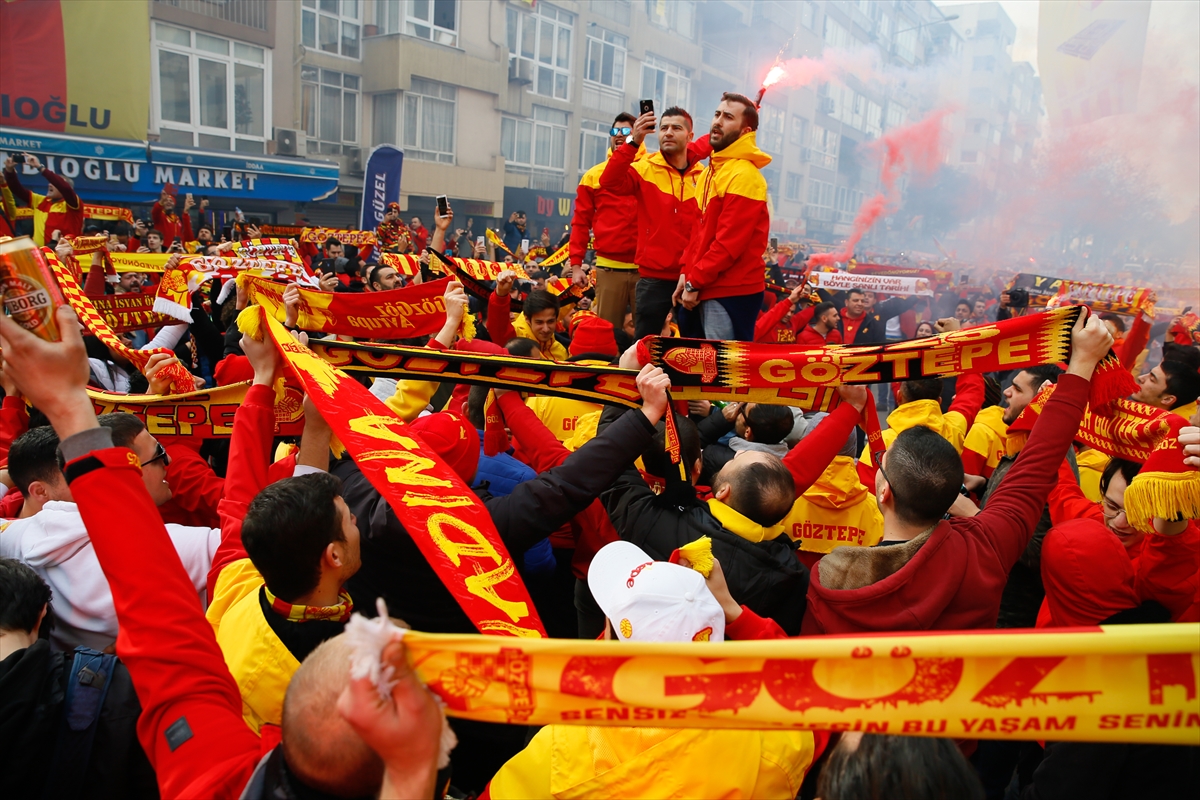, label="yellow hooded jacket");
[781,455,884,552]
[860,399,970,466]
[487,722,817,799]
[1075,447,1110,503]
[961,405,1009,478]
